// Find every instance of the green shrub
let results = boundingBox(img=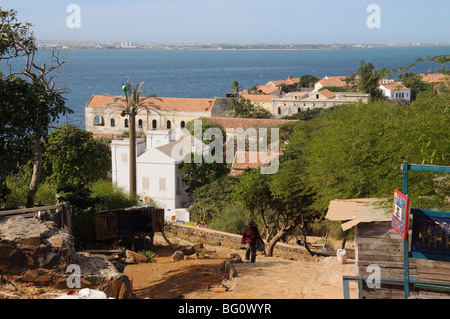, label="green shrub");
[138,250,157,262]
[90,180,141,211]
